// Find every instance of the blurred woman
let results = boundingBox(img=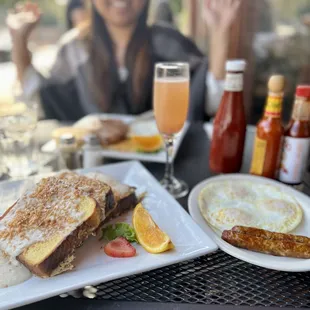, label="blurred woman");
[66,0,88,30]
[154,0,175,27]
[7,0,241,121]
